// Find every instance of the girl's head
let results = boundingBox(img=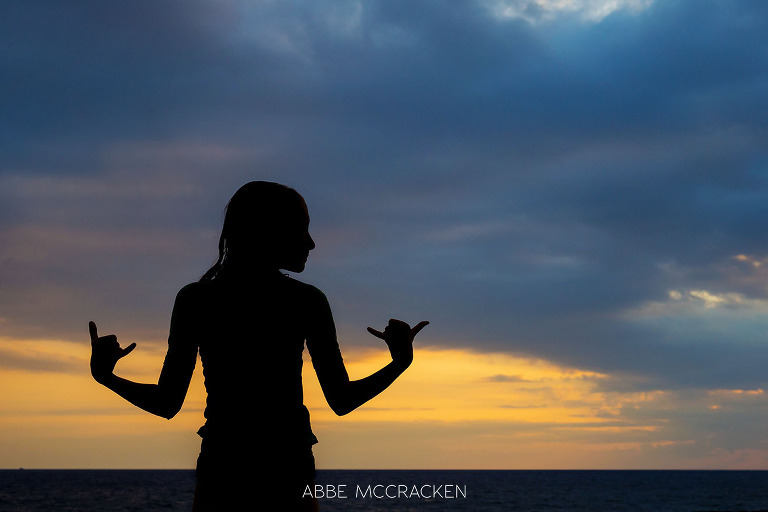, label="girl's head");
[201,181,315,280]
